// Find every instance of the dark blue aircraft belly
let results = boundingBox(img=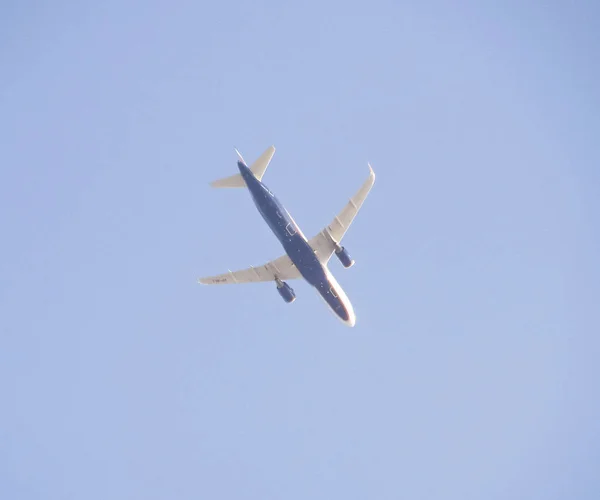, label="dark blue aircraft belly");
[282,236,327,285]
[282,236,349,322]
[240,162,352,323]
[251,191,327,285]
[315,280,351,321]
